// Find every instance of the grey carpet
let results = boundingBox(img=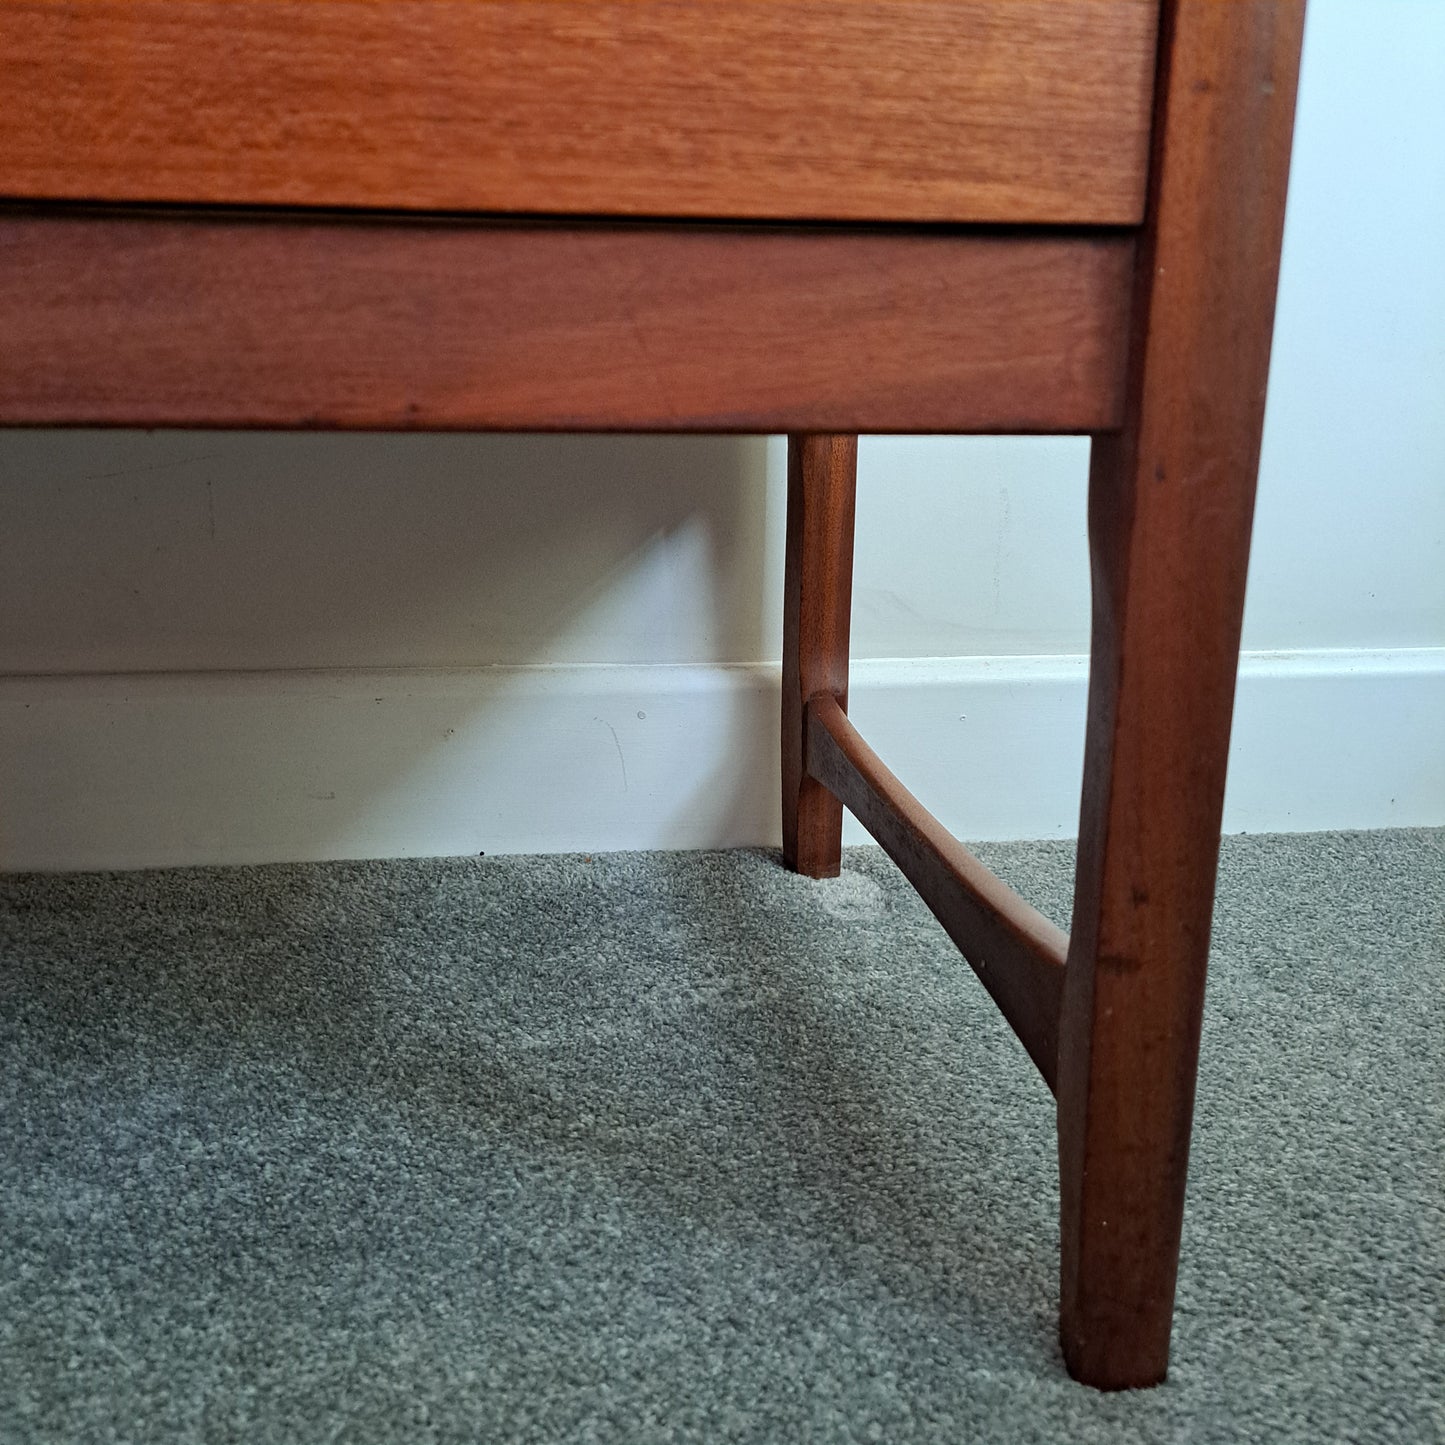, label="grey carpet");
[1,830,1441,1444]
